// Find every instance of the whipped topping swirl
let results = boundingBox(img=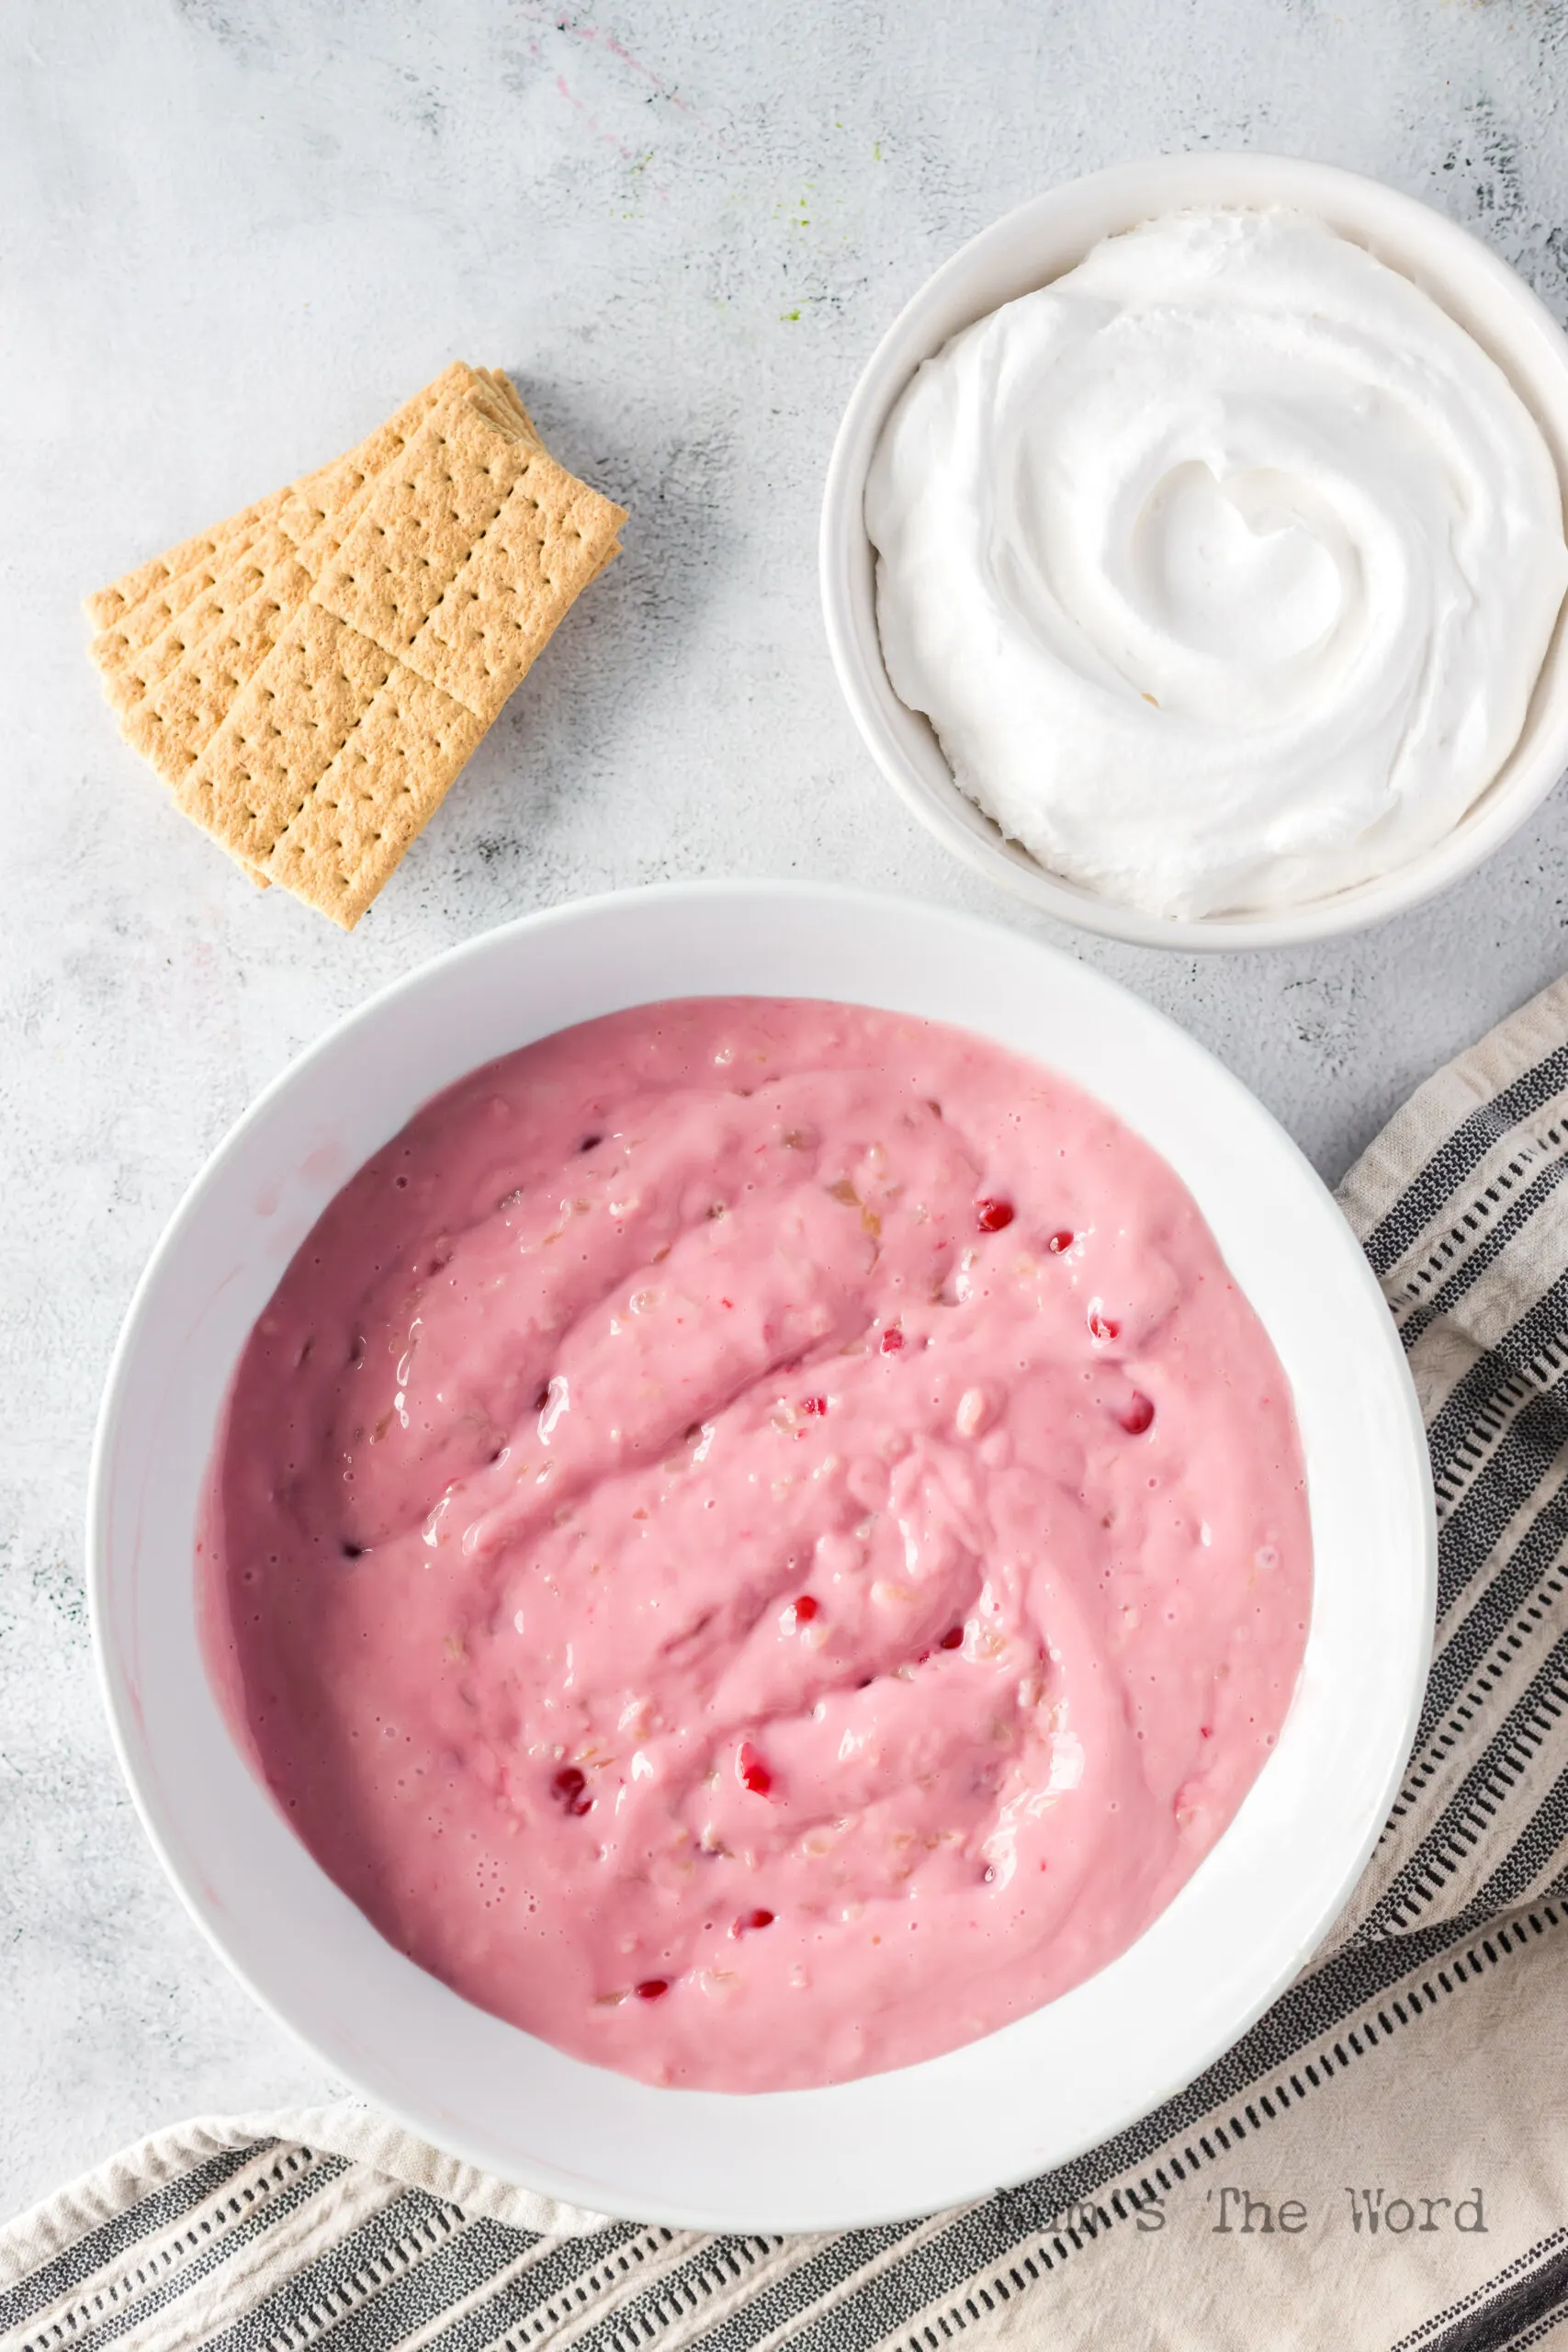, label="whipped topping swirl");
[866,207,1568,919]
